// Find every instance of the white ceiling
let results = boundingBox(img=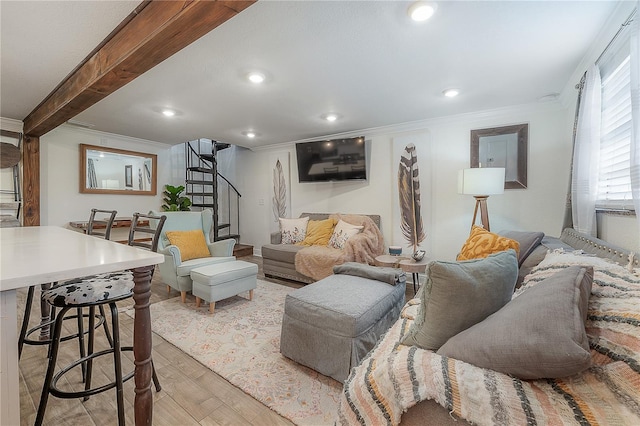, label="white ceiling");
[0,1,622,148]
